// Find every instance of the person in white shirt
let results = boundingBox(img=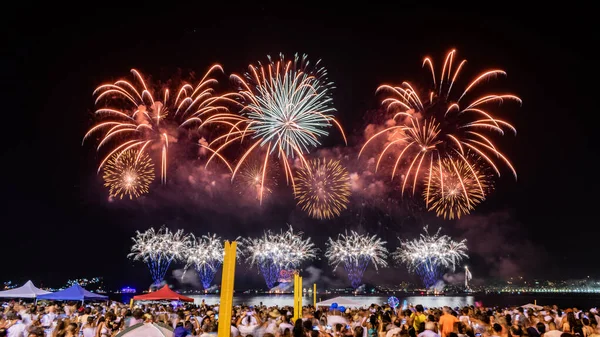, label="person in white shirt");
[200,322,218,337]
[128,309,144,327]
[236,310,261,337]
[545,322,563,337]
[16,306,31,329]
[458,308,471,327]
[418,322,440,337]
[265,310,280,335]
[279,315,294,334]
[6,314,27,337]
[231,324,240,337]
[386,327,402,337]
